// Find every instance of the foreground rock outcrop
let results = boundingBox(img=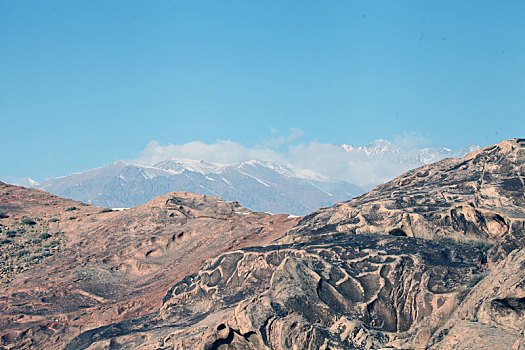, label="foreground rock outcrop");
[427,247,525,349]
[65,234,487,349]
